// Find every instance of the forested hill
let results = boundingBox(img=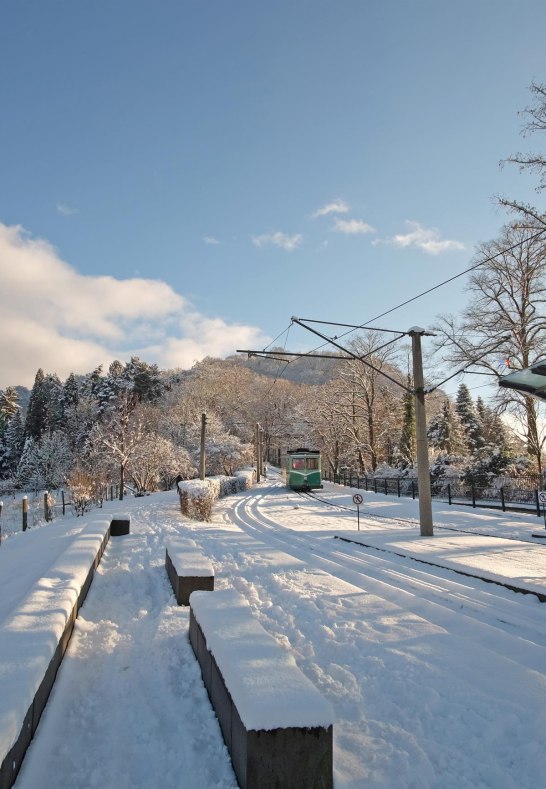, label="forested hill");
[228,350,344,385]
